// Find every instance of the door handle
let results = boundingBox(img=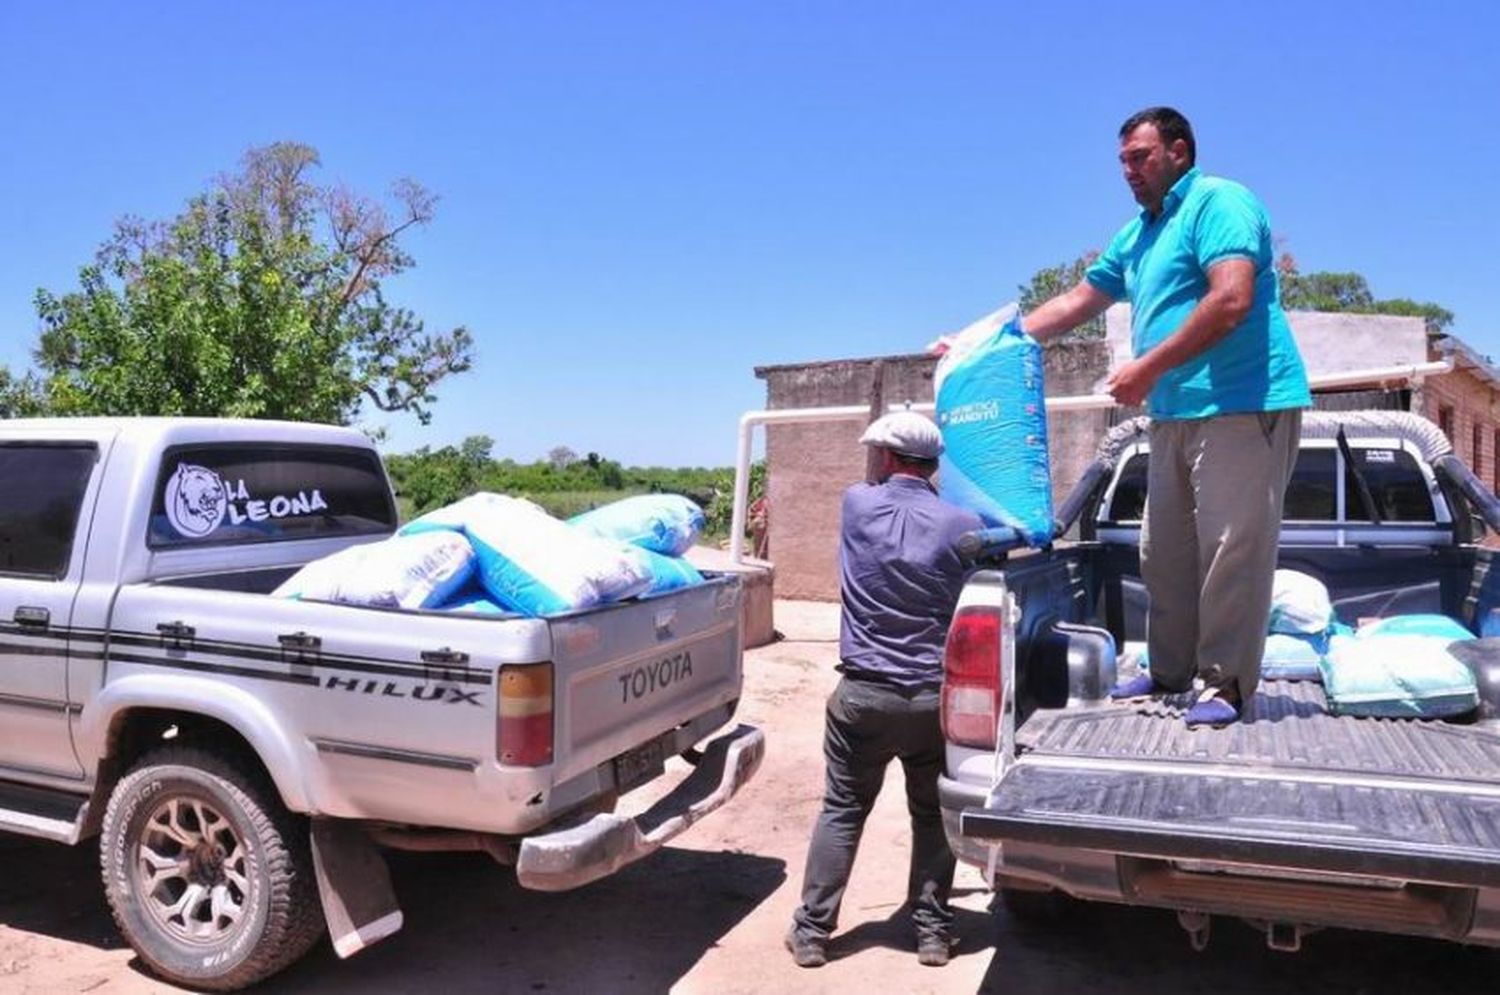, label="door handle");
[157,621,196,649]
[14,606,50,630]
[278,631,322,663]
